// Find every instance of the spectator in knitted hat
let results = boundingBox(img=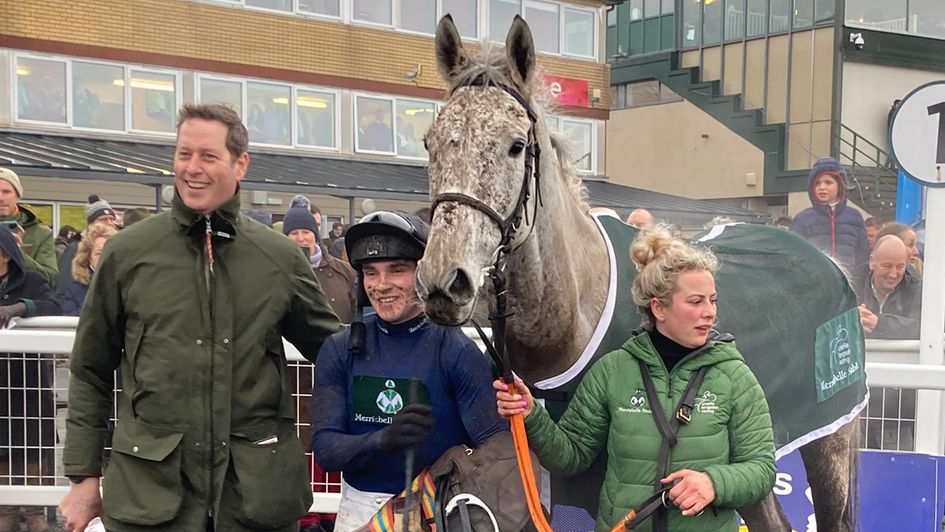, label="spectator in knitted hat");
[57,195,120,290]
[0,167,59,287]
[84,195,118,229]
[283,199,356,323]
